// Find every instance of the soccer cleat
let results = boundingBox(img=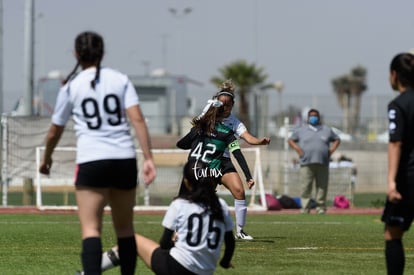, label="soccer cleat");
[73,271,84,275]
[235,230,253,240]
[316,208,326,215]
[107,248,120,266]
